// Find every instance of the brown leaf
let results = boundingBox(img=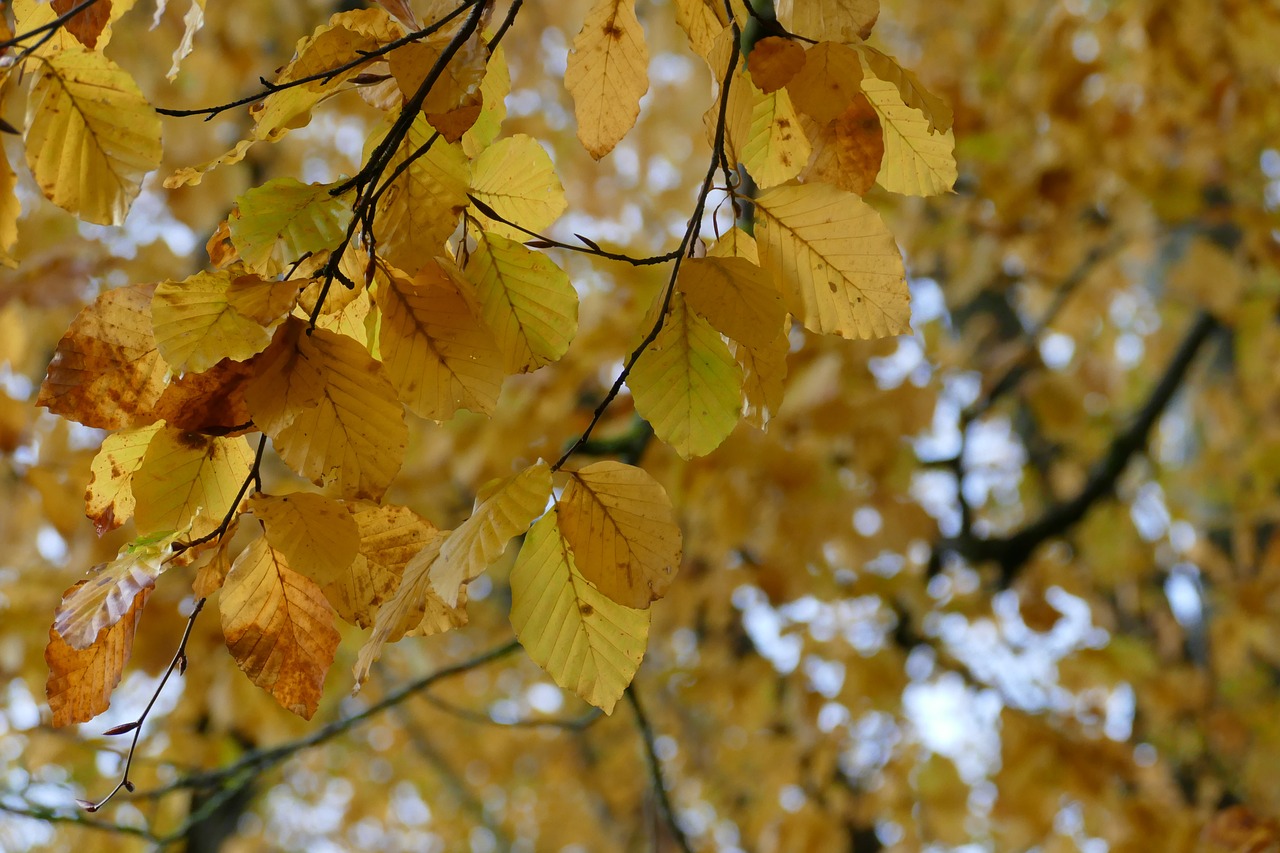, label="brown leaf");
[46,583,150,727]
[153,357,255,435]
[748,37,806,93]
[52,0,113,50]
[802,93,884,195]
